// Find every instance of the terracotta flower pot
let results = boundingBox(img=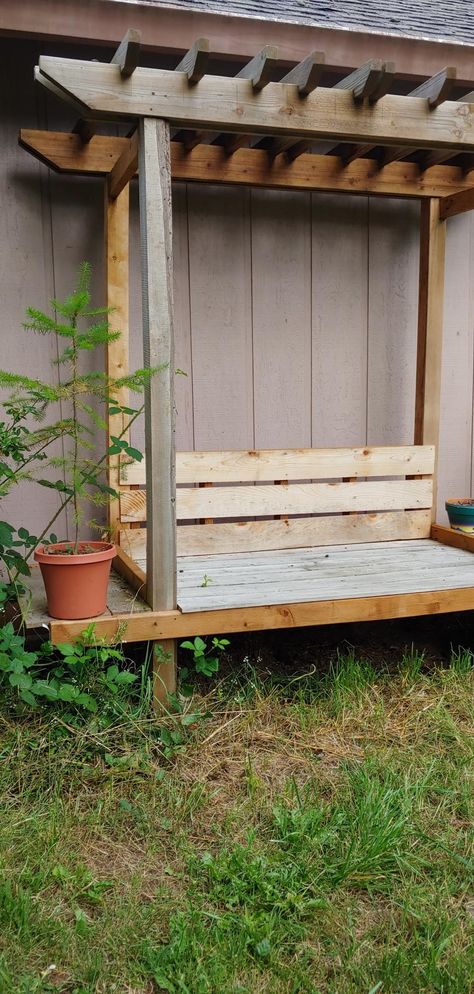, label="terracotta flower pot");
[445,499,474,534]
[34,541,116,620]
